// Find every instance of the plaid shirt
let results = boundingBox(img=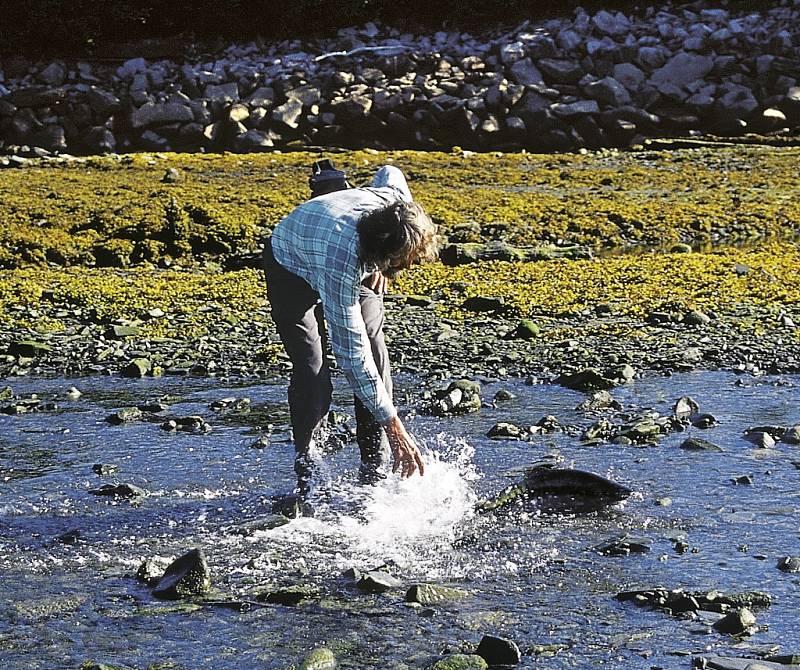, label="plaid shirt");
[270,166,412,423]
